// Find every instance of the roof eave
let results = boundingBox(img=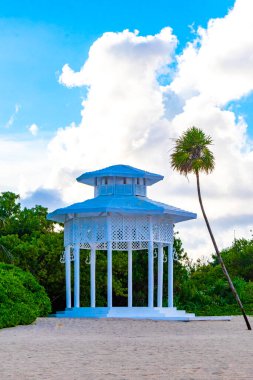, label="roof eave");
[76,175,163,186]
[47,208,197,223]
[170,212,197,223]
